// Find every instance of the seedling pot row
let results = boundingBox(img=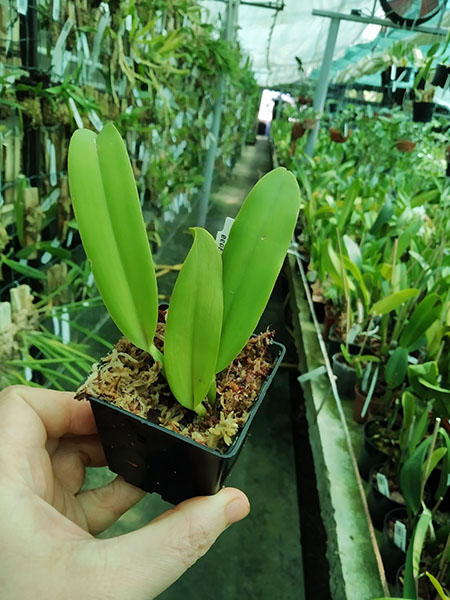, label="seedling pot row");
[89,340,285,505]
